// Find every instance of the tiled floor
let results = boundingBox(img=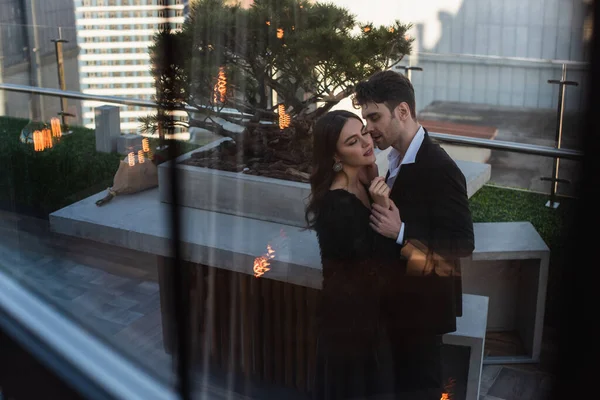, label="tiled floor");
[479,365,553,400]
[0,211,558,400]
